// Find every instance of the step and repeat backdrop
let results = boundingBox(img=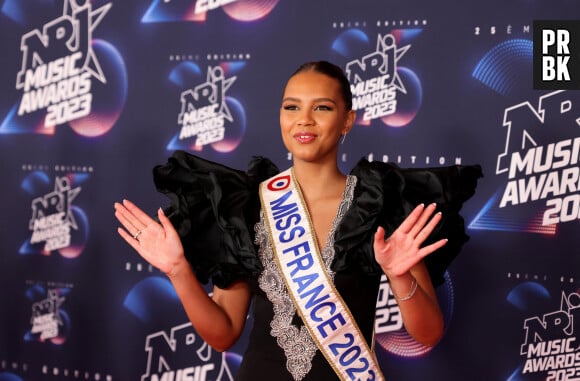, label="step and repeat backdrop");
[1,0,579,380]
